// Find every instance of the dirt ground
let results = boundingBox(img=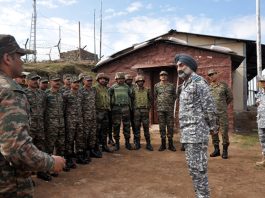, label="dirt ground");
[34,130,265,198]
